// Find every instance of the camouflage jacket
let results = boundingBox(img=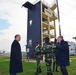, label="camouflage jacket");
[35,45,42,59]
[43,43,53,59]
[52,43,56,58]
